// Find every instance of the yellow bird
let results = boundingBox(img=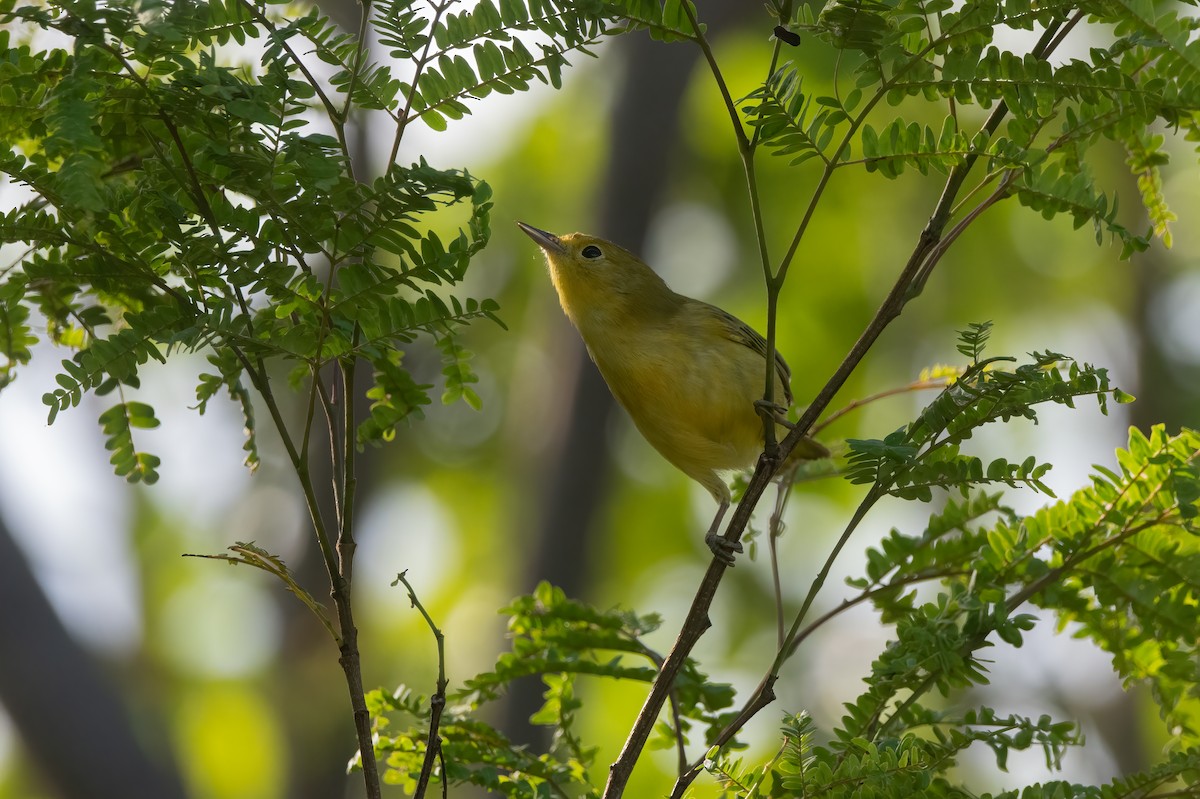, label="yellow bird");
[518,222,827,563]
